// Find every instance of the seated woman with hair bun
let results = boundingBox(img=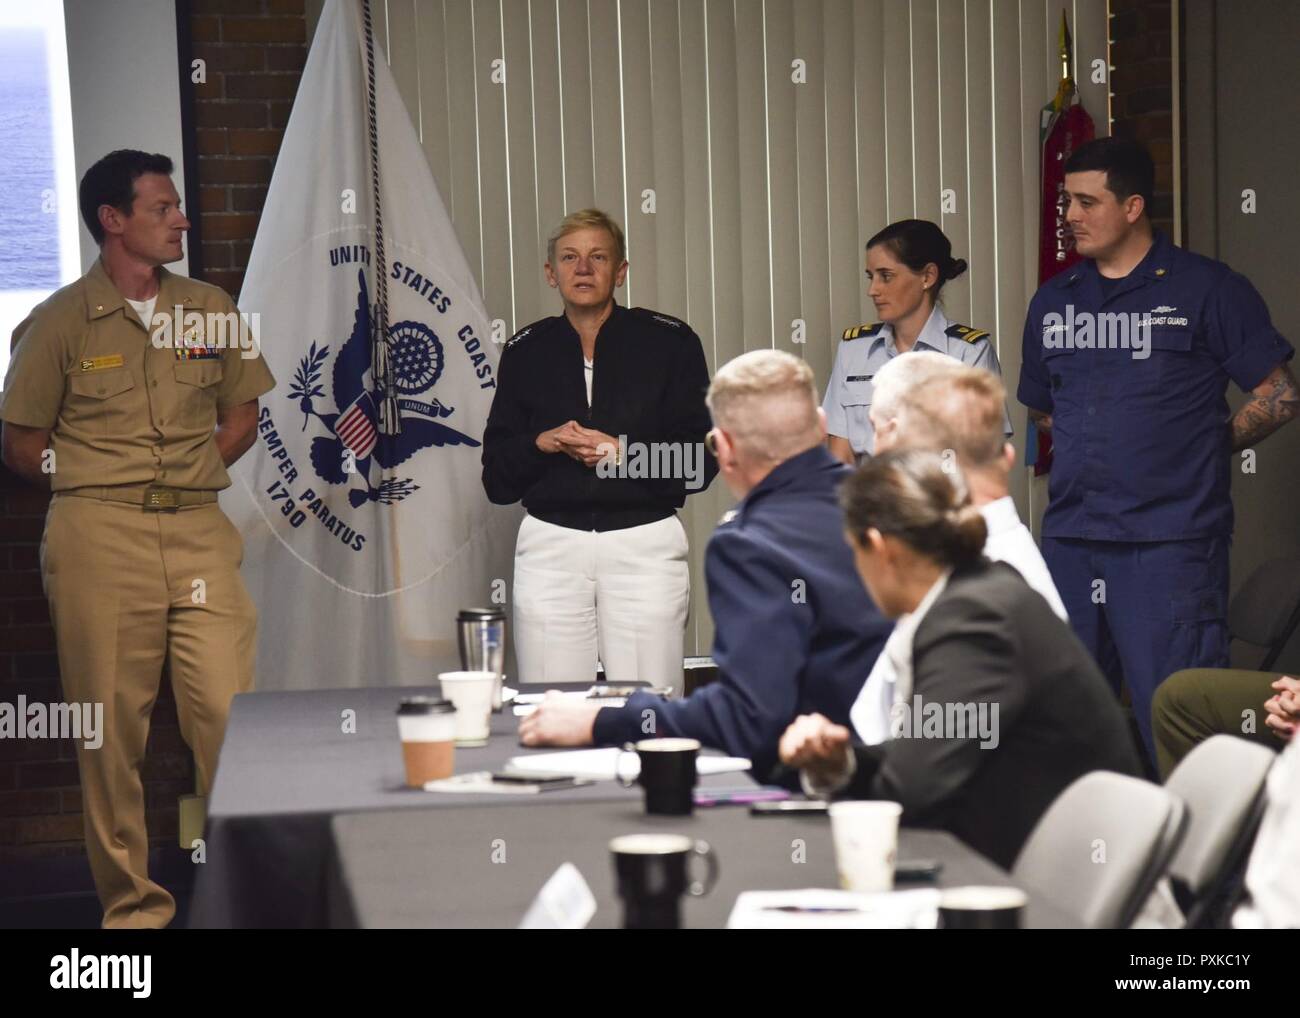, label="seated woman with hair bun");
[779,449,1139,868]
